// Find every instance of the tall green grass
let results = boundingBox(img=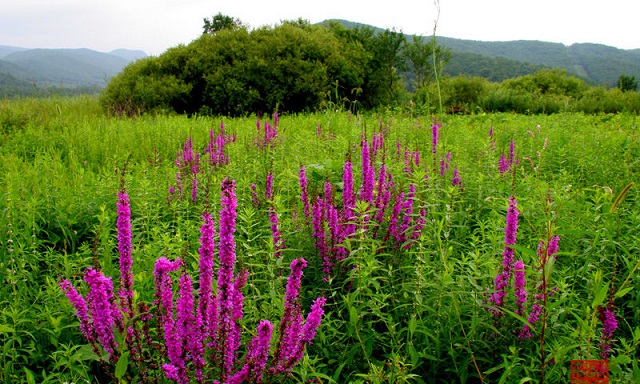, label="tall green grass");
[0,96,639,383]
